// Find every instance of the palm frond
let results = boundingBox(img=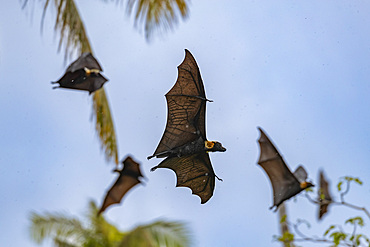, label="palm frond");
[29,201,125,247]
[52,0,92,60]
[119,220,192,247]
[92,89,119,165]
[54,238,78,247]
[87,201,125,242]
[126,0,190,40]
[29,211,85,246]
